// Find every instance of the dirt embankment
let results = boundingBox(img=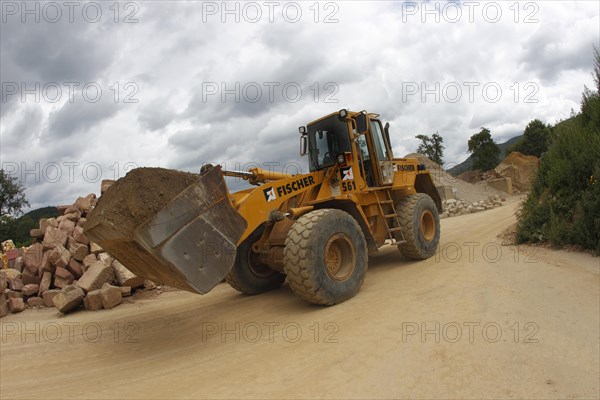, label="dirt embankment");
[405,153,509,203]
